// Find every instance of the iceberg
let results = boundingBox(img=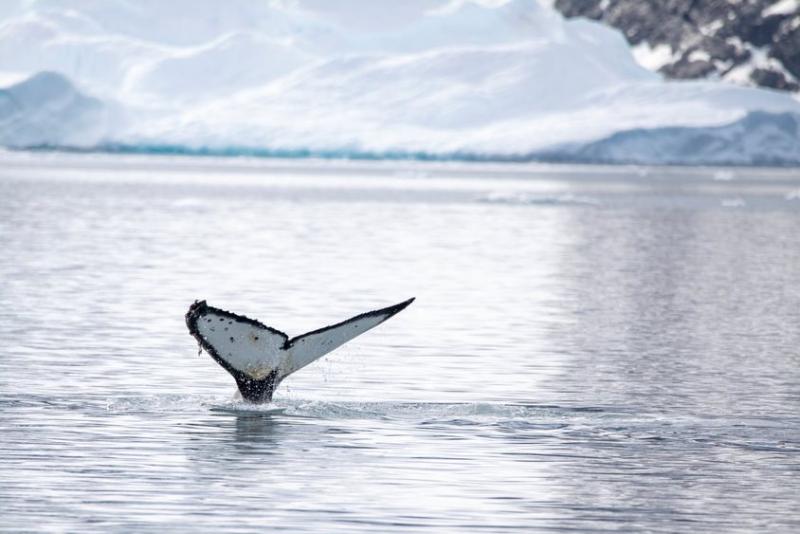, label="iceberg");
[0,0,798,164]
